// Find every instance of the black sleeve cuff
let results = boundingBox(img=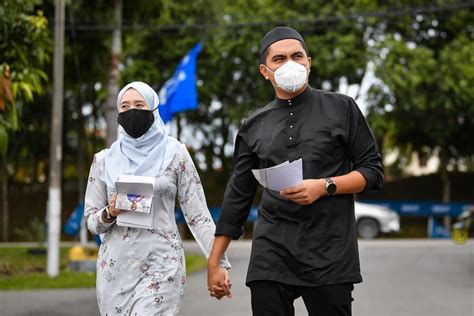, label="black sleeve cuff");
[356,166,384,192]
[215,221,243,240]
